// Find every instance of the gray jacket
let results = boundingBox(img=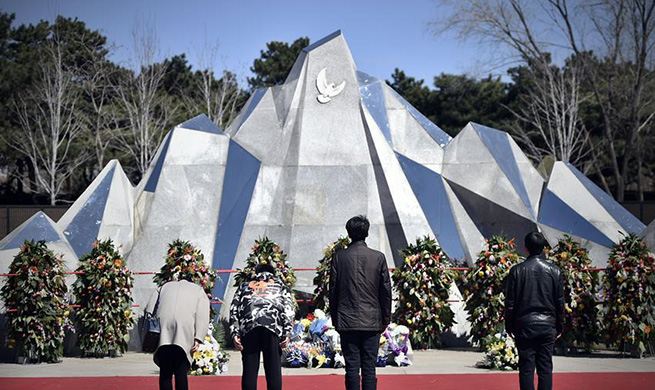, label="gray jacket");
[146,280,210,366]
